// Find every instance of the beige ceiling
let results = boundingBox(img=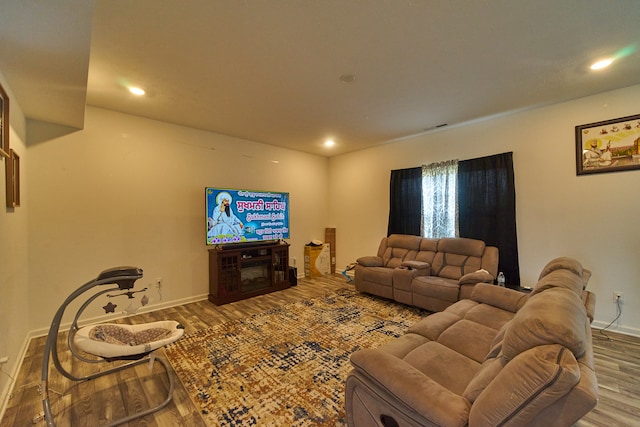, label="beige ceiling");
[1,0,640,157]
